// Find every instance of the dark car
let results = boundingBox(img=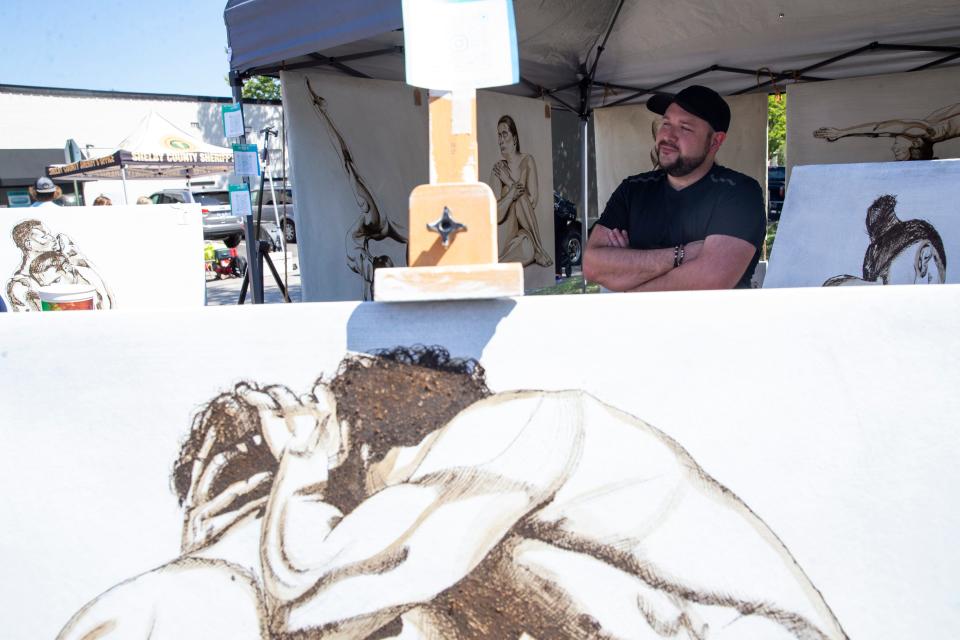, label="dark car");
[768,166,785,220]
[554,192,583,277]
